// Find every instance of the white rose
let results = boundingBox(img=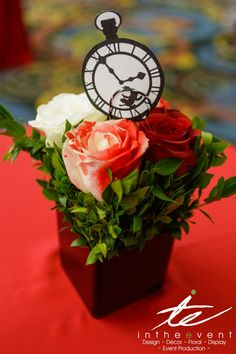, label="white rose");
[28,92,107,147]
